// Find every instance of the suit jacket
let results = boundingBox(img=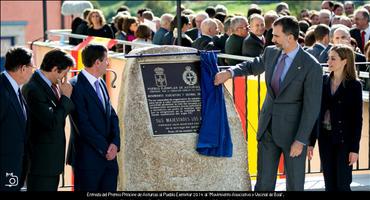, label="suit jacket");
[306,43,325,60]
[350,28,370,53]
[152,27,168,45]
[213,33,229,53]
[162,31,173,45]
[264,28,274,47]
[68,72,120,170]
[231,45,323,148]
[22,72,74,176]
[0,73,28,191]
[225,34,246,65]
[242,33,265,57]
[310,75,362,153]
[319,45,367,71]
[192,35,219,50]
[185,28,199,41]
